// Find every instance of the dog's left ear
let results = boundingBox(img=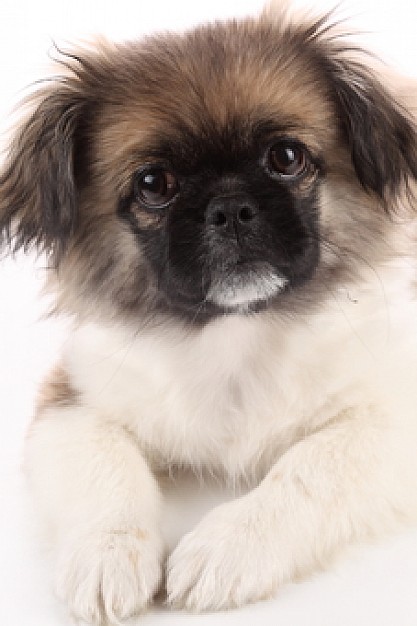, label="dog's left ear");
[319,45,417,205]
[265,2,417,206]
